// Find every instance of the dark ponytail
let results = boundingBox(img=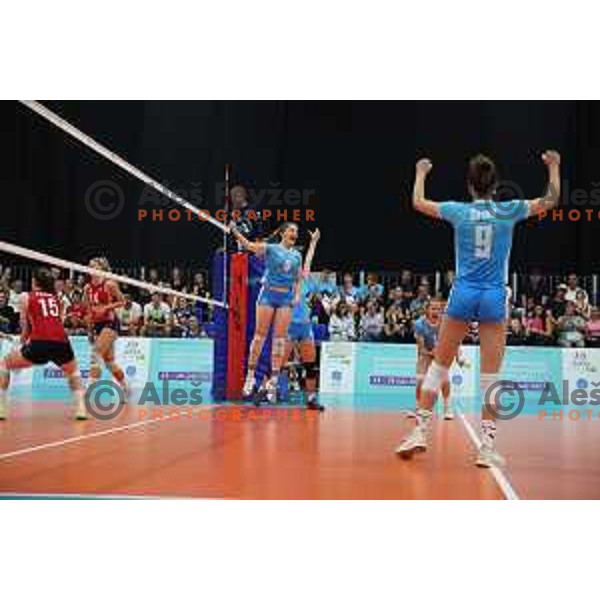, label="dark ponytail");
[467,154,498,198]
[33,267,55,293]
